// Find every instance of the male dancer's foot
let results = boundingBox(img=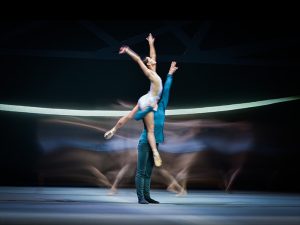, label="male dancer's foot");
[138,198,149,204]
[145,197,160,204]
